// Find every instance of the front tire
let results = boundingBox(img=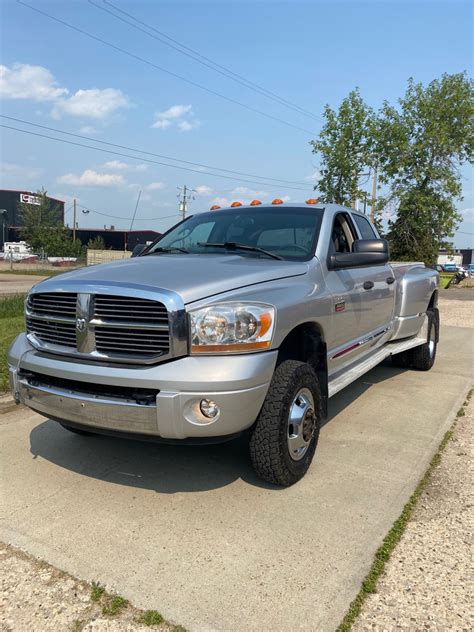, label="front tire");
[249,360,321,486]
